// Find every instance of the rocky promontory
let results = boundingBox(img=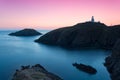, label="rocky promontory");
[12,64,63,80]
[9,28,42,36]
[35,22,120,50]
